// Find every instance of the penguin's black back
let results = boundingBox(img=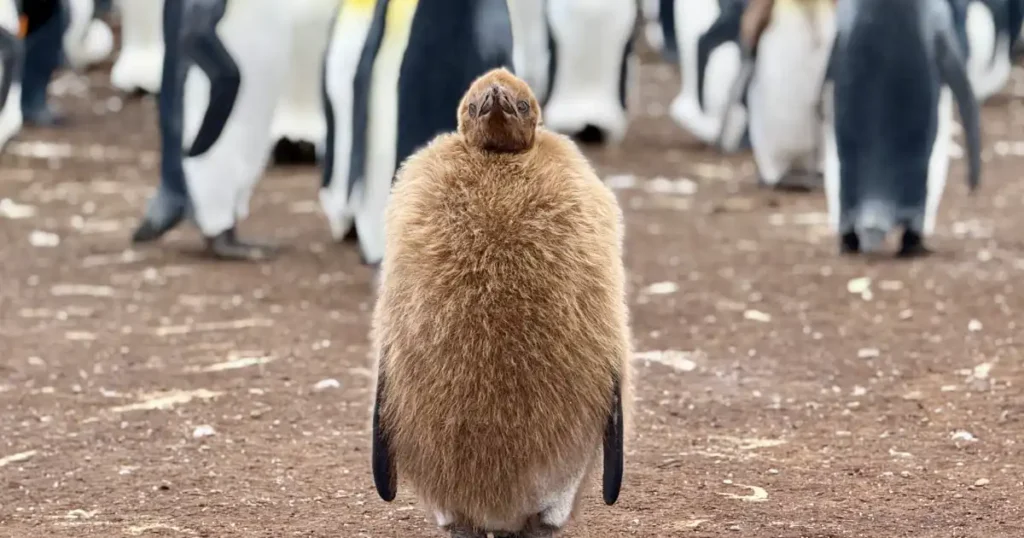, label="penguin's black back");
[833,0,940,210]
